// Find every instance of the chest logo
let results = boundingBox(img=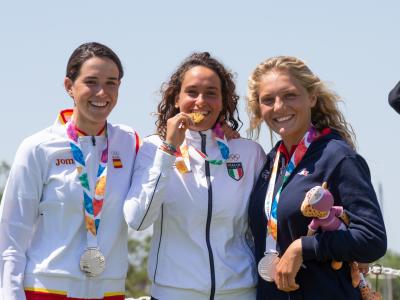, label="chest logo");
[228,153,240,162]
[298,168,309,176]
[112,152,123,169]
[227,162,244,181]
[56,158,74,166]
